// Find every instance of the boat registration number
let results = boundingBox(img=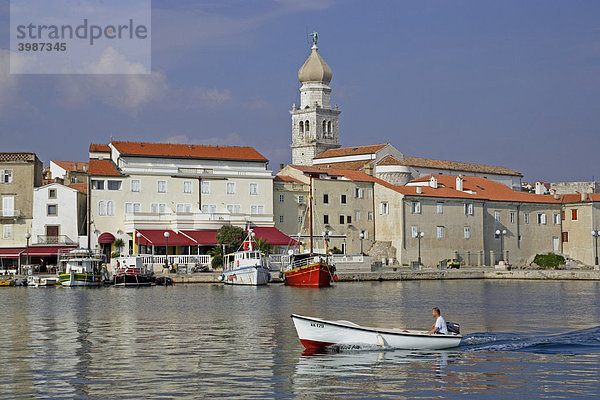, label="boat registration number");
[310,322,324,328]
